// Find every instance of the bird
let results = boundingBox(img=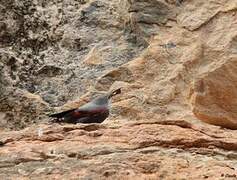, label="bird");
[49,88,121,124]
